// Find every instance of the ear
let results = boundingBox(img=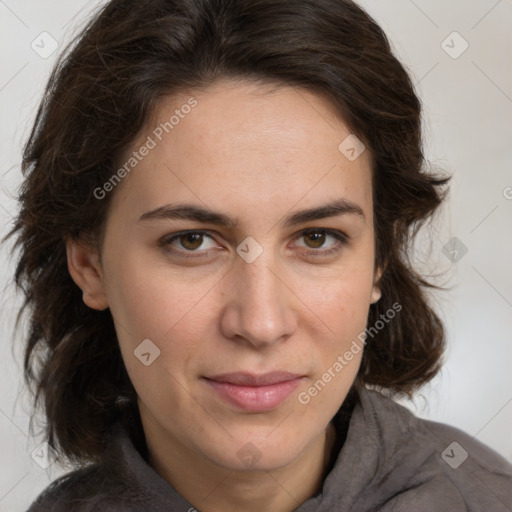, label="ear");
[66,236,109,311]
[370,266,383,304]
